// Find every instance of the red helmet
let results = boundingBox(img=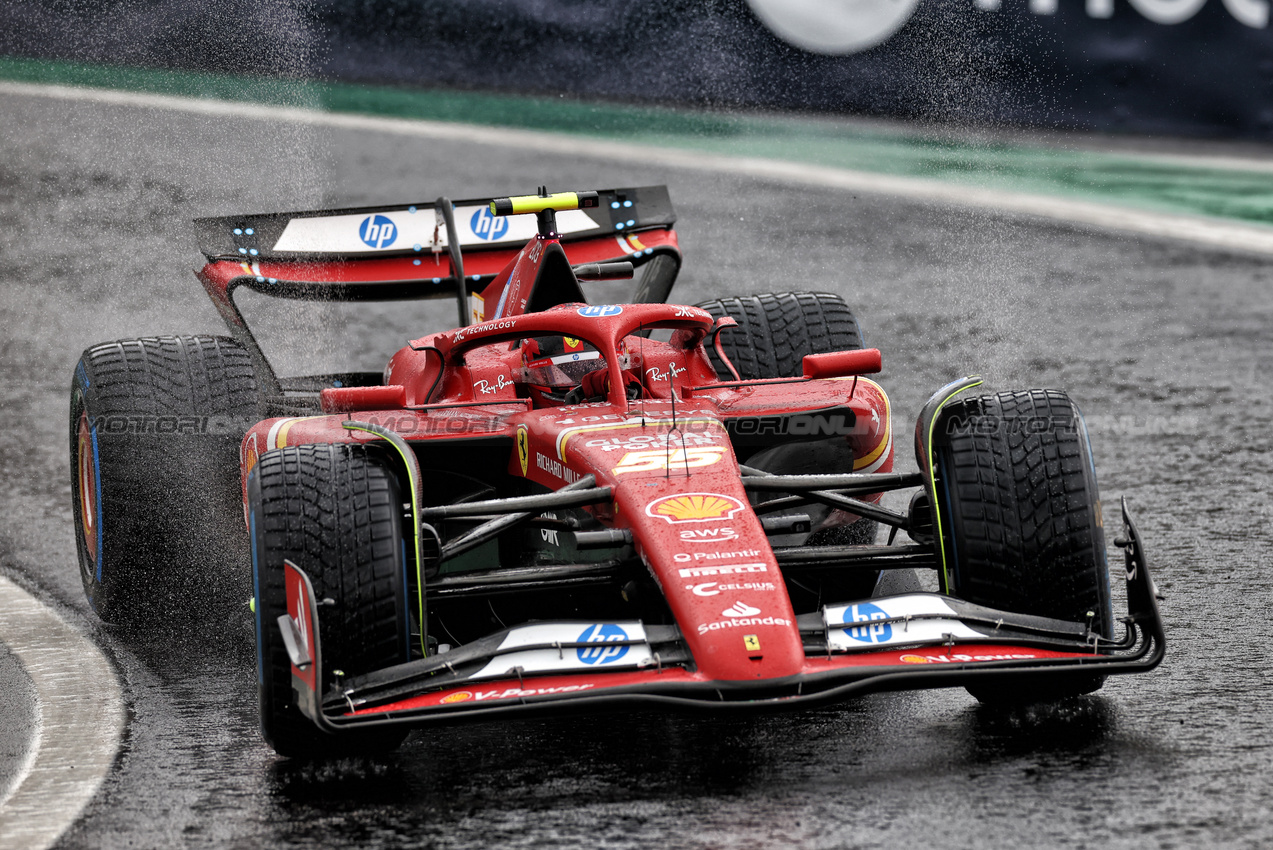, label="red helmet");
[519,336,640,405]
